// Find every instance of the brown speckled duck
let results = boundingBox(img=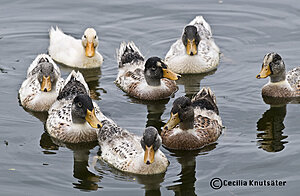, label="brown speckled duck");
[115,42,181,100]
[256,52,300,98]
[161,87,223,150]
